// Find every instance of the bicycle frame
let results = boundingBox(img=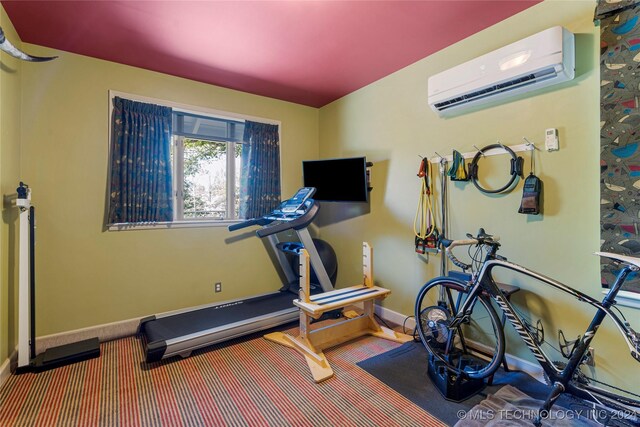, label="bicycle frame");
[451,255,640,384]
[450,251,640,417]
